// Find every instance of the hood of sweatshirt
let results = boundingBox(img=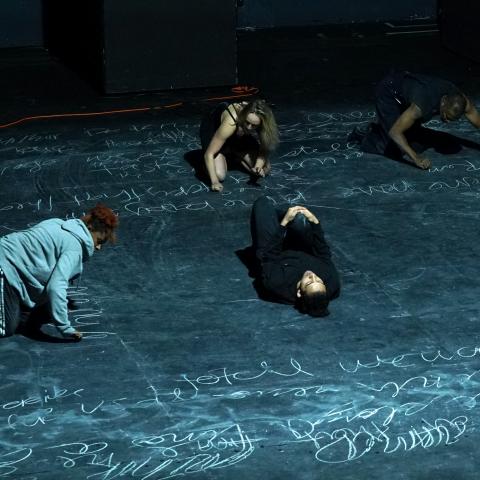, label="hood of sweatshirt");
[61,219,95,260]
